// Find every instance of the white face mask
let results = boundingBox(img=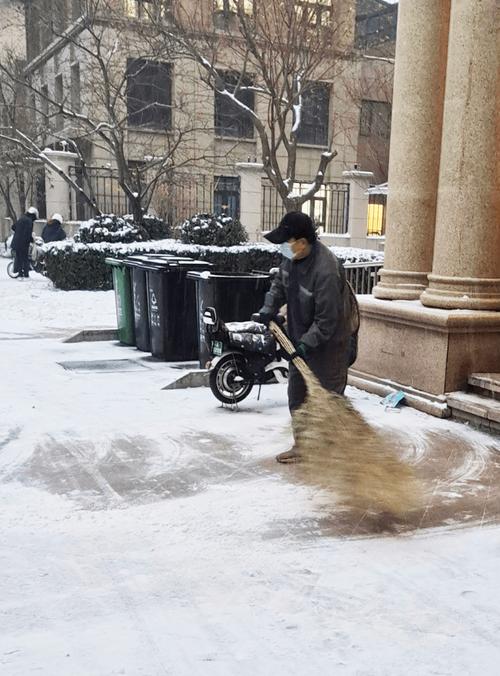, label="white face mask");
[280,242,294,260]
